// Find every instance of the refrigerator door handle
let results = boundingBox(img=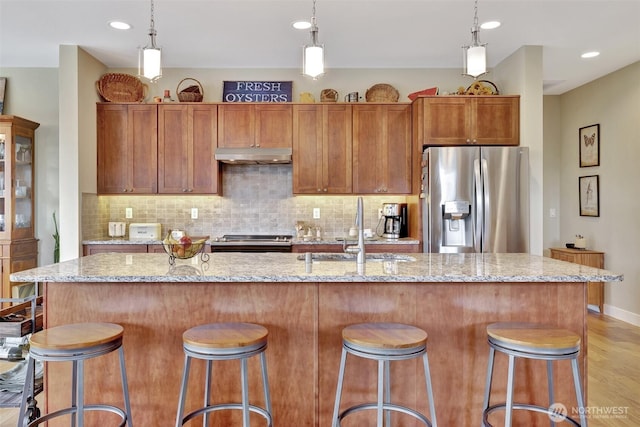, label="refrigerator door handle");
[481,158,491,253]
[473,158,482,252]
